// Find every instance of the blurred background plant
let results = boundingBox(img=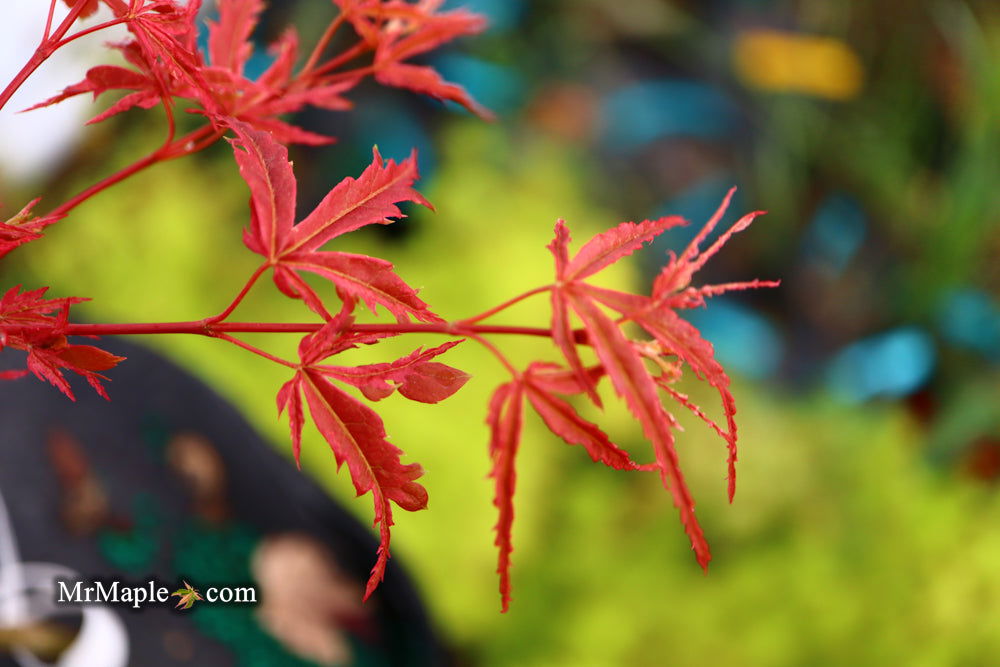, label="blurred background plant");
[1,0,999,664]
